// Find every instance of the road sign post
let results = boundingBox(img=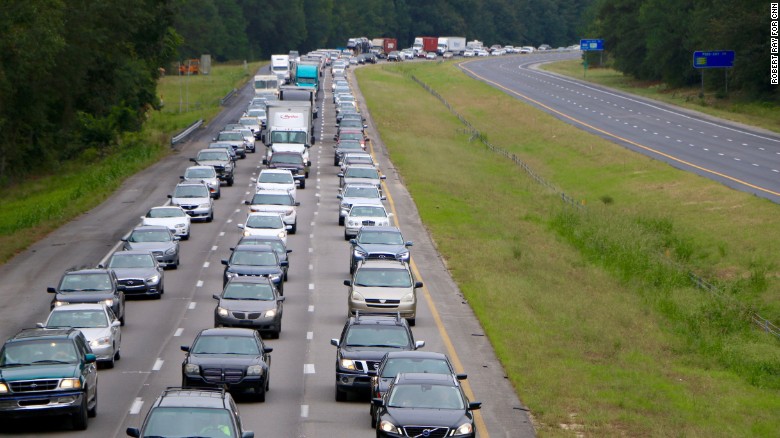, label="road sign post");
[692,50,735,97]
